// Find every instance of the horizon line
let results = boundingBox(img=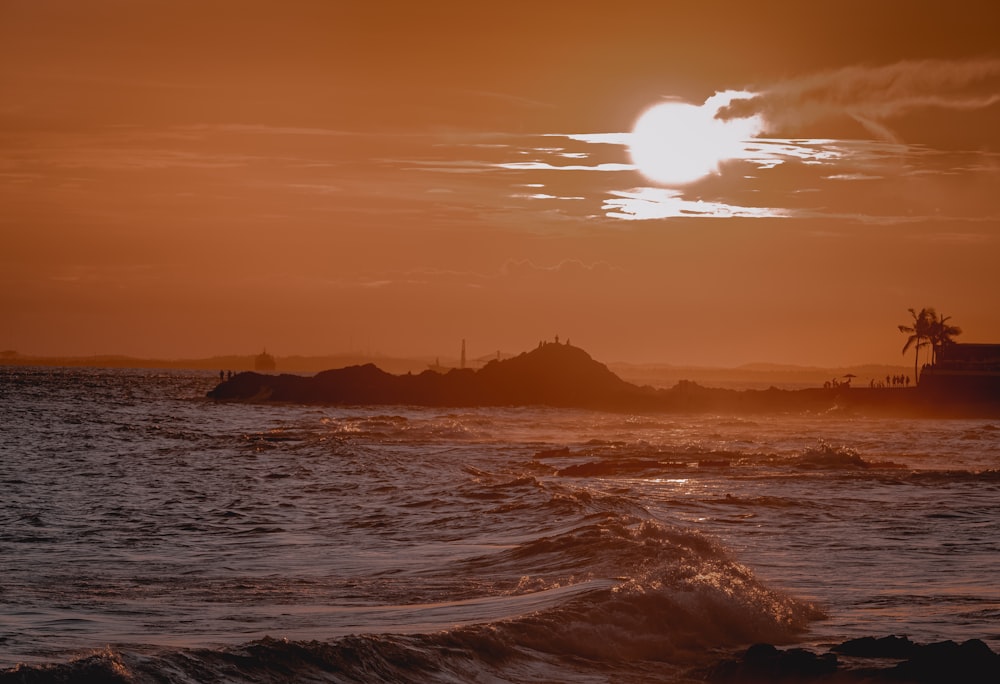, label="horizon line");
[0,348,914,373]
